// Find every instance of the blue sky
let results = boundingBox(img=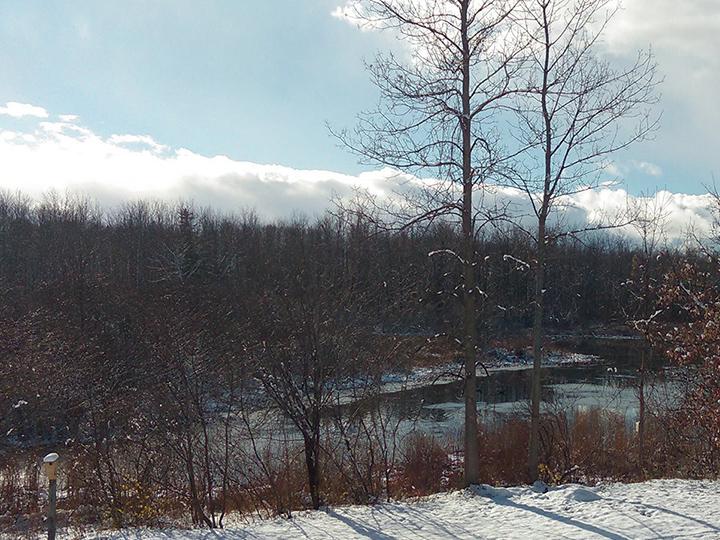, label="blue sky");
[0,0,717,217]
[0,0,389,172]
